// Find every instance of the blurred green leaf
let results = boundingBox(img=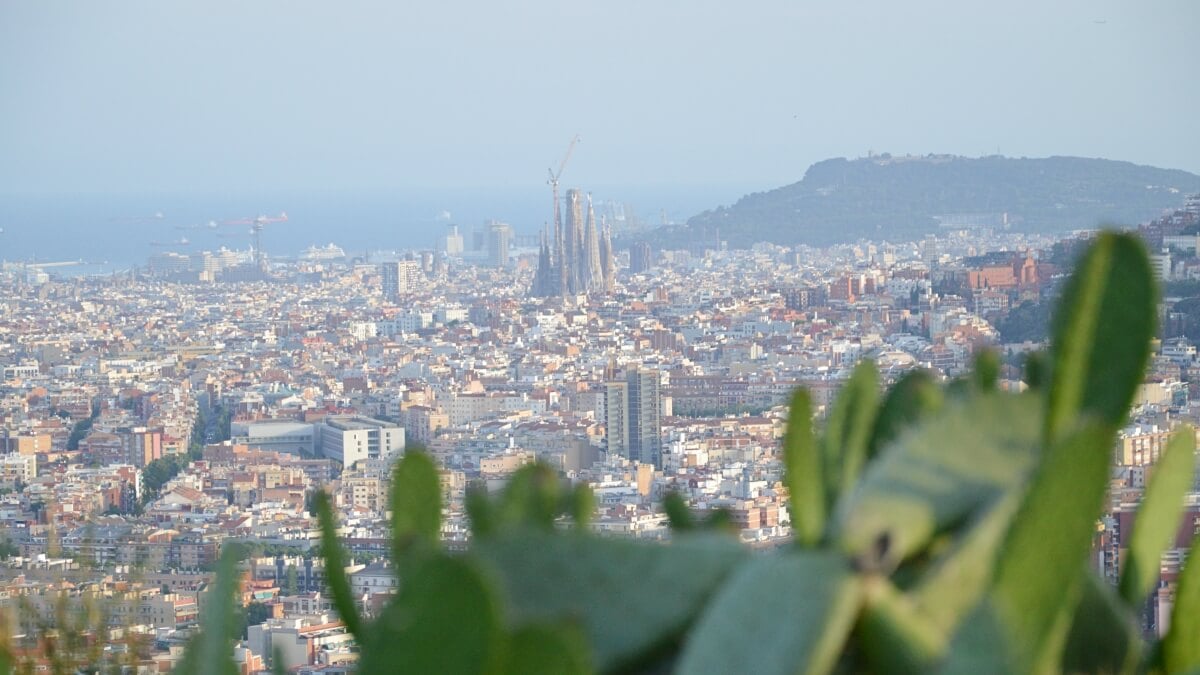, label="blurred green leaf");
[315,491,363,640]
[909,491,1022,635]
[177,544,242,675]
[835,394,1041,571]
[938,603,1015,675]
[467,483,496,538]
[989,423,1116,673]
[703,508,736,534]
[389,450,442,564]
[565,483,596,529]
[1163,532,1200,673]
[868,369,943,462]
[496,463,563,531]
[1142,639,1164,674]
[1023,351,1048,390]
[1120,426,1195,605]
[677,551,861,675]
[664,491,695,531]
[476,531,746,671]
[1062,572,1141,675]
[859,576,947,675]
[971,350,1000,392]
[502,623,592,675]
[784,387,825,546]
[944,377,972,400]
[1046,232,1154,444]
[362,555,503,674]
[822,360,879,505]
